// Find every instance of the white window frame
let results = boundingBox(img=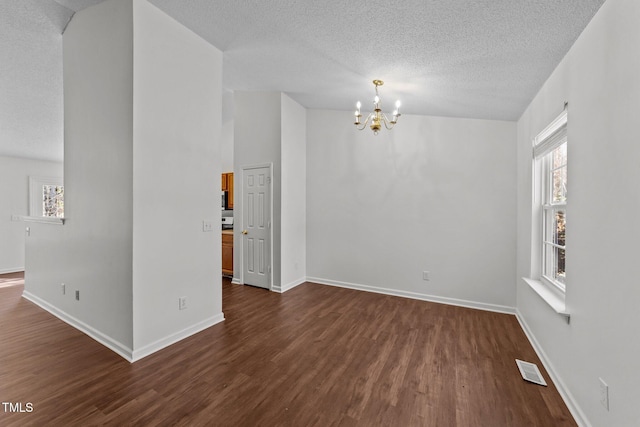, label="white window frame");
[26,176,65,225]
[540,142,567,292]
[524,107,569,321]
